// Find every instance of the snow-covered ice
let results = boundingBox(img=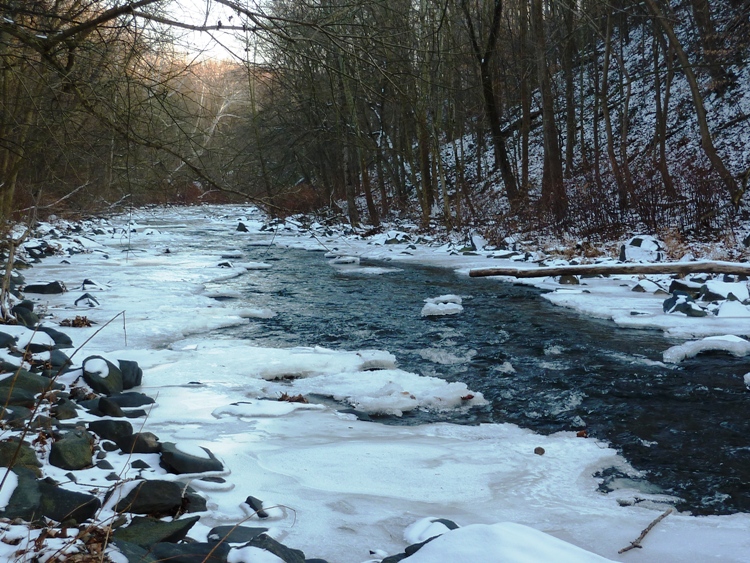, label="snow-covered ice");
[9,204,750,562]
